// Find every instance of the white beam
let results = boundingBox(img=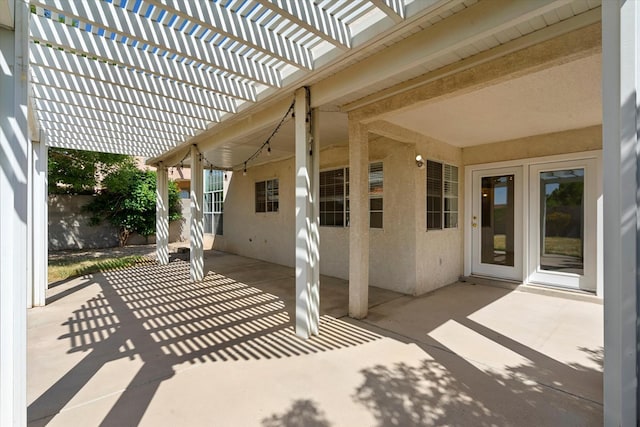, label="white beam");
[0,1,29,424]
[29,14,256,102]
[30,43,237,113]
[294,87,319,338]
[156,164,169,266]
[314,0,576,108]
[145,0,313,69]
[32,84,209,130]
[37,119,179,150]
[31,134,47,307]
[190,145,204,281]
[36,111,190,143]
[0,0,14,29]
[45,133,171,157]
[602,1,639,425]
[253,0,351,49]
[31,66,221,123]
[348,117,369,319]
[33,96,198,137]
[32,0,281,87]
[370,0,404,23]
